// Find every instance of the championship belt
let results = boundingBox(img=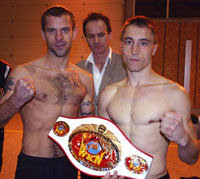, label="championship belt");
[48,116,153,179]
